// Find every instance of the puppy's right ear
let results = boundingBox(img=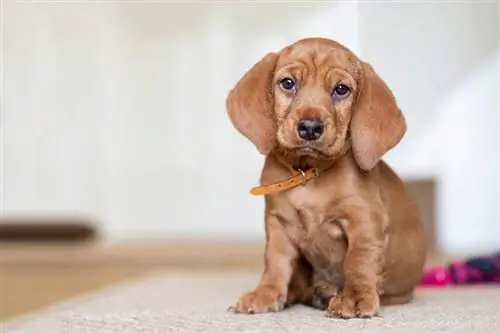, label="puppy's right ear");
[350,62,406,171]
[226,52,279,155]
